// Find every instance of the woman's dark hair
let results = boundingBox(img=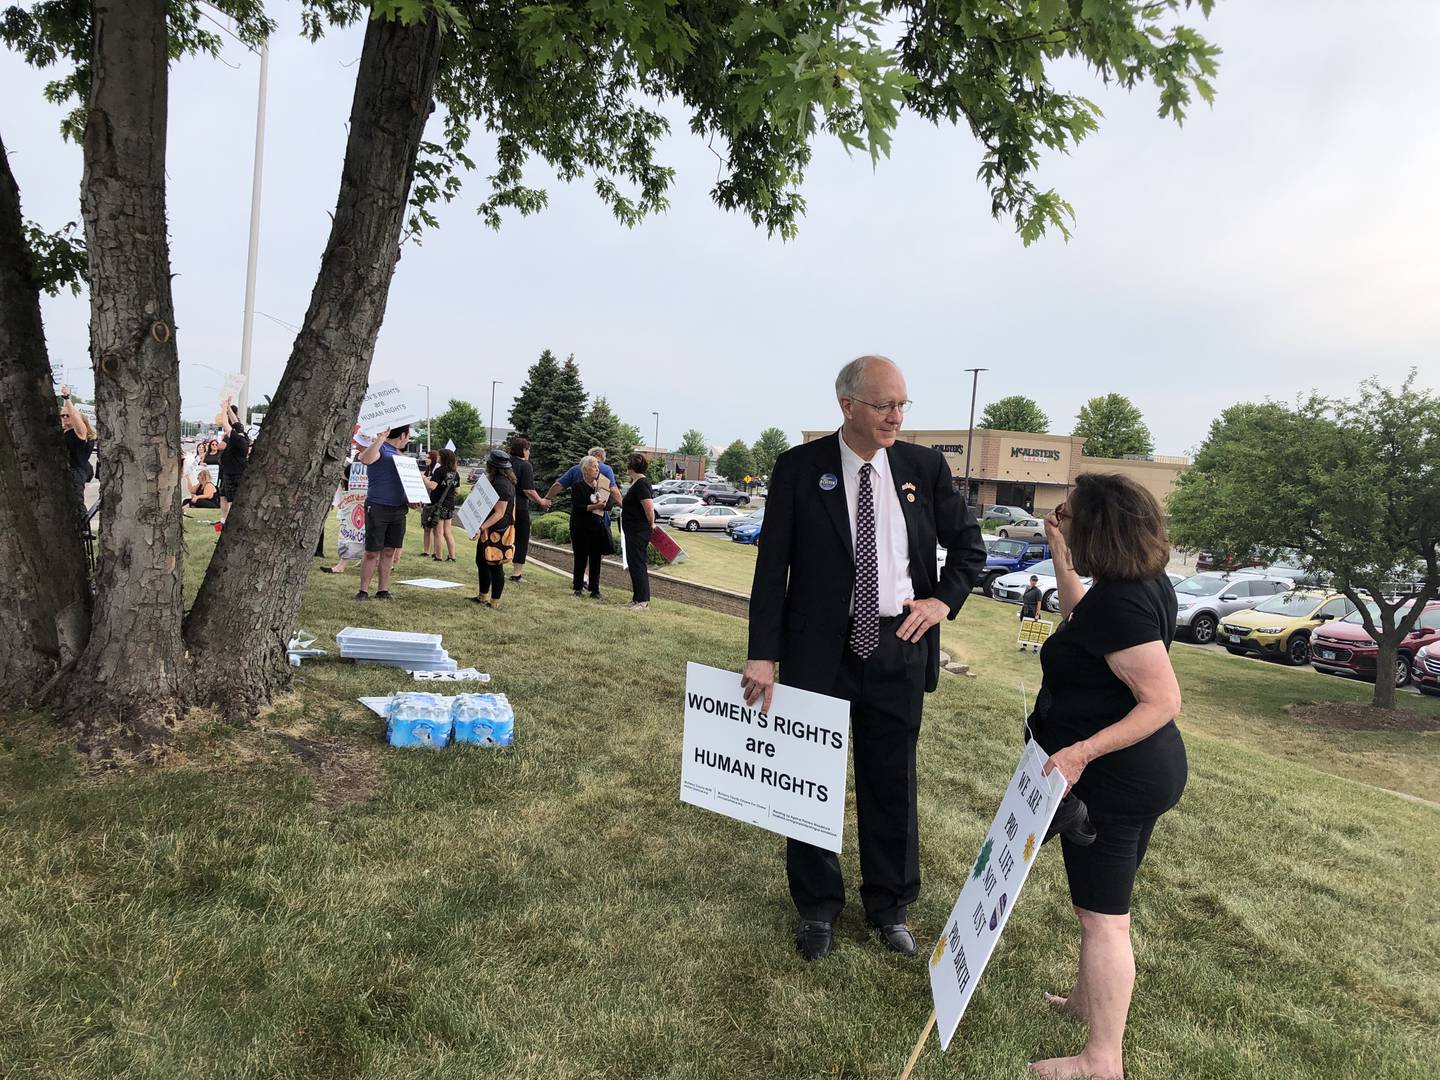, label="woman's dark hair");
[426,449,439,468]
[486,460,517,484]
[509,436,529,457]
[628,452,648,475]
[438,448,457,470]
[1064,472,1170,581]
